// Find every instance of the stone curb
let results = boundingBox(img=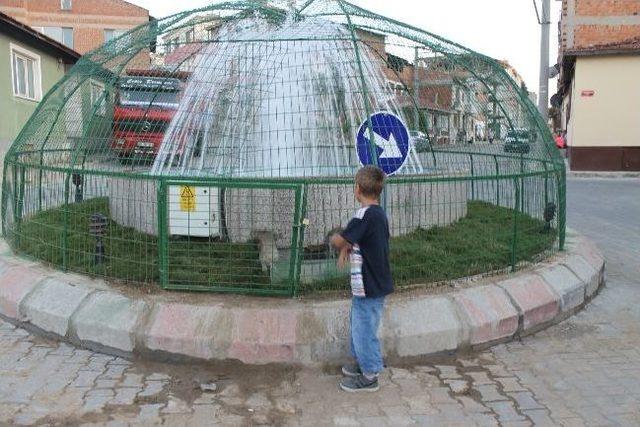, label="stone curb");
[567,171,640,179]
[0,234,606,366]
